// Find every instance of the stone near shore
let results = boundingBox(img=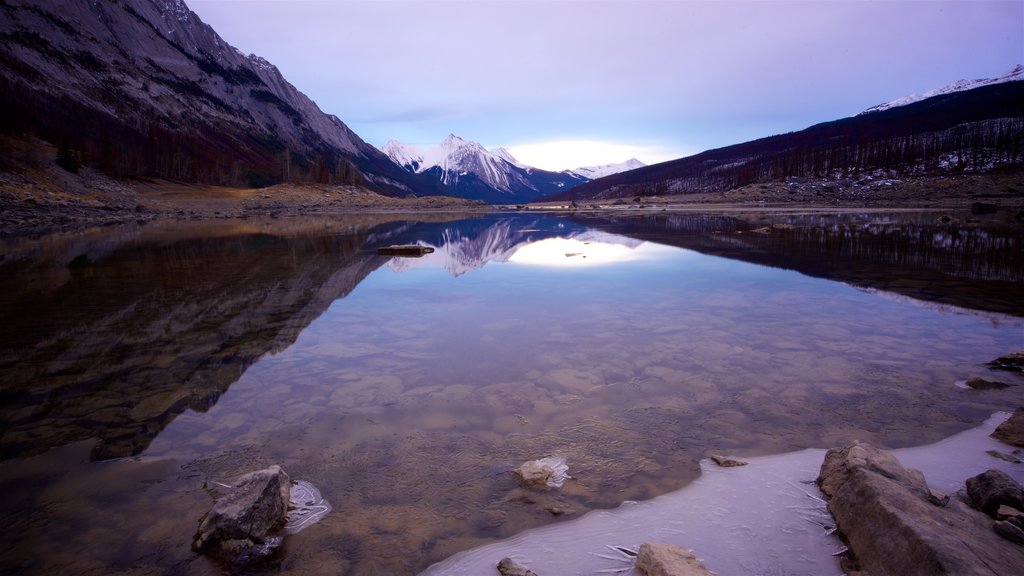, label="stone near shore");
[991,407,1024,447]
[966,376,1012,390]
[513,457,570,489]
[817,441,1024,575]
[193,465,291,558]
[709,454,748,467]
[966,469,1024,517]
[635,542,713,576]
[988,352,1024,374]
[497,557,538,576]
